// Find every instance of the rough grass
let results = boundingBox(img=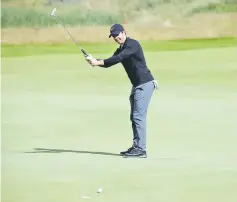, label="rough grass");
[2,12,237,44]
[1,6,122,28]
[191,3,237,14]
[1,0,237,28]
[2,47,237,202]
